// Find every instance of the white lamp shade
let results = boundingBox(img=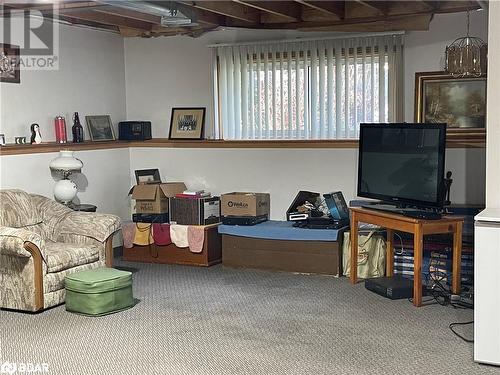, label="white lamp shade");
[53,179,78,204]
[49,150,83,172]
